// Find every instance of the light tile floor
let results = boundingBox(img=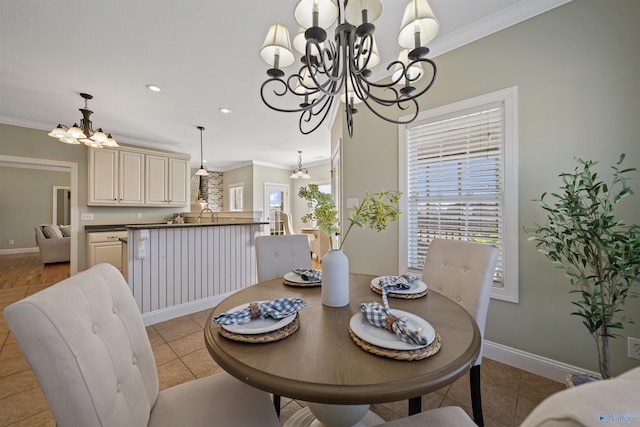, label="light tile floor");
[0,284,565,426]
